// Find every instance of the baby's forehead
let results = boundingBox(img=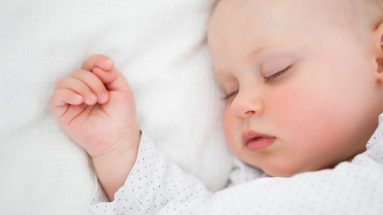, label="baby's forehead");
[213,0,353,20]
[209,0,369,43]
[212,0,379,25]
